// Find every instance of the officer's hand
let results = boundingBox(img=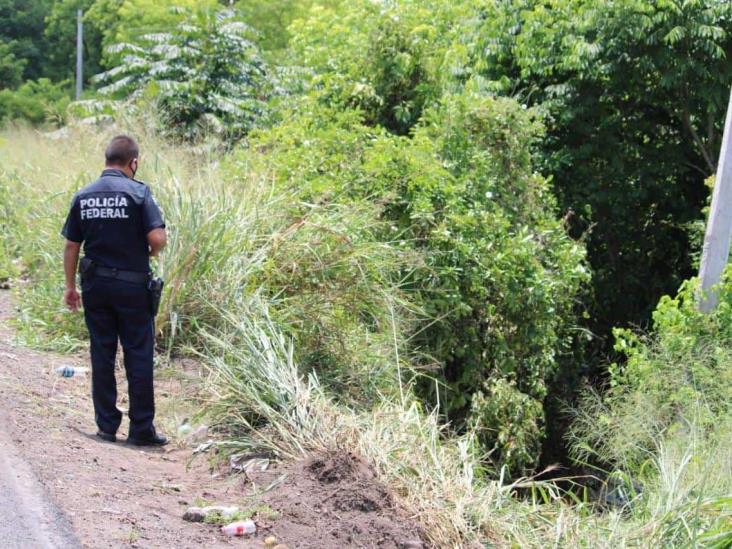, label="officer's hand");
[64,288,81,312]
